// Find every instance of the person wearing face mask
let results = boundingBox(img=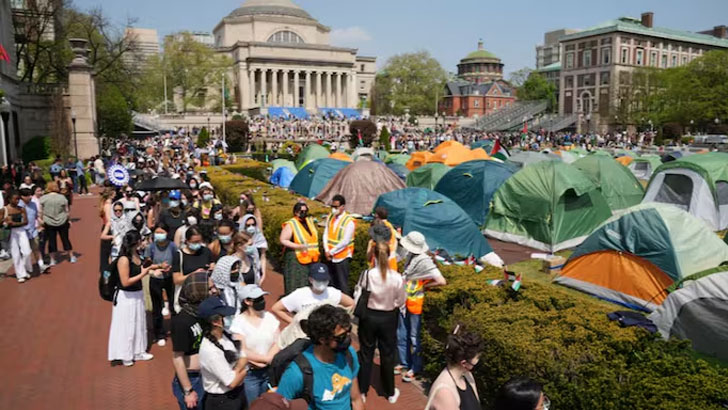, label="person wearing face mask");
[323,195,356,295]
[240,214,268,283]
[174,207,200,249]
[121,185,140,211]
[272,263,354,325]
[230,231,262,285]
[425,325,484,410]
[194,182,221,220]
[233,194,263,230]
[279,202,320,295]
[230,284,281,404]
[157,190,185,240]
[145,222,178,347]
[276,304,365,410]
[172,226,215,314]
[108,230,161,366]
[208,220,236,262]
[211,257,245,312]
